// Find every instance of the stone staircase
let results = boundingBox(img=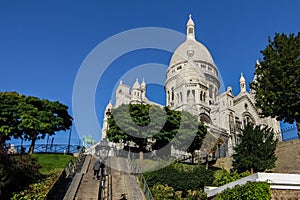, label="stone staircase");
[63,155,145,200]
[109,156,145,200]
[74,155,100,200]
